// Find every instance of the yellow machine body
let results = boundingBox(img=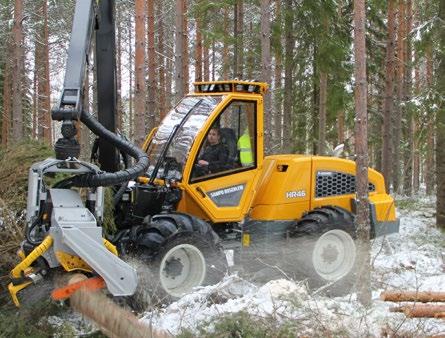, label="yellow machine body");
[143,80,397,230]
